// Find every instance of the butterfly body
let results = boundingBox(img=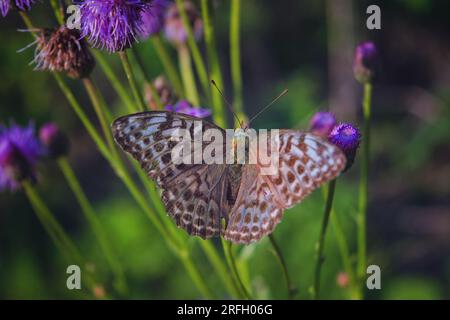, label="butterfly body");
[112,111,346,244]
